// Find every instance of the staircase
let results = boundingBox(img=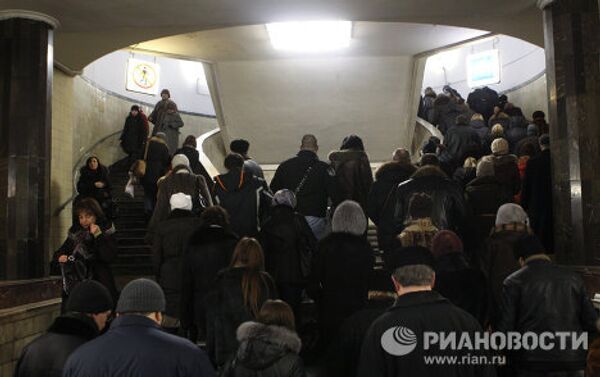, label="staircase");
[109,158,153,288]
